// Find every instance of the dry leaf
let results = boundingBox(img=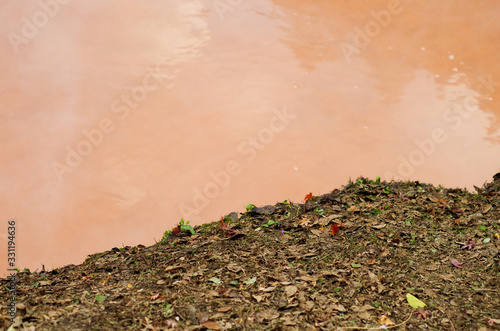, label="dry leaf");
[304,301,314,310]
[297,276,318,284]
[333,304,347,312]
[481,204,492,214]
[216,306,232,313]
[258,286,276,292]
[202,320,221,330]
[426,264,438,271]
[310,229,323,237]
[372,224,386,229]
[358,311,372,321]
[379,315,395,326]
[285,285,297,297]
[252,295,264,302]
